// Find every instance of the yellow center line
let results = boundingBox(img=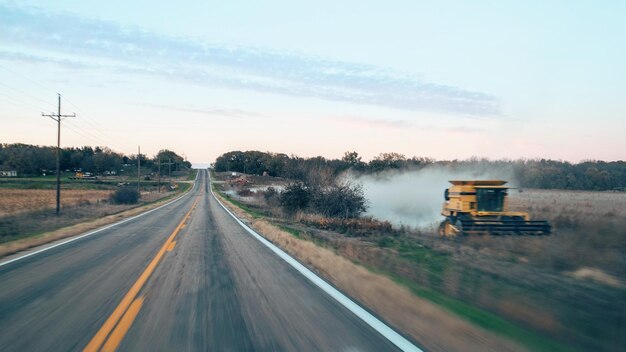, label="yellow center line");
[166,241,176,252]
[83,199,198,352]
[101,297,145,352]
